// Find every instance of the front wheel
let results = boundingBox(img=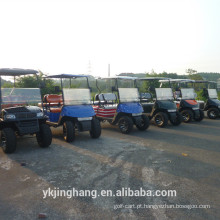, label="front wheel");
[90,118,101,139]
[63,121,75,142]
[1,128,17,154]
[36,124,52,148]
[170,112,182,126]
[118,116,133,134]
[136,115,150,131]
[181,109,193,123]
[153,112,168,127]
[194,109,204,122]
[207,108,219,119]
